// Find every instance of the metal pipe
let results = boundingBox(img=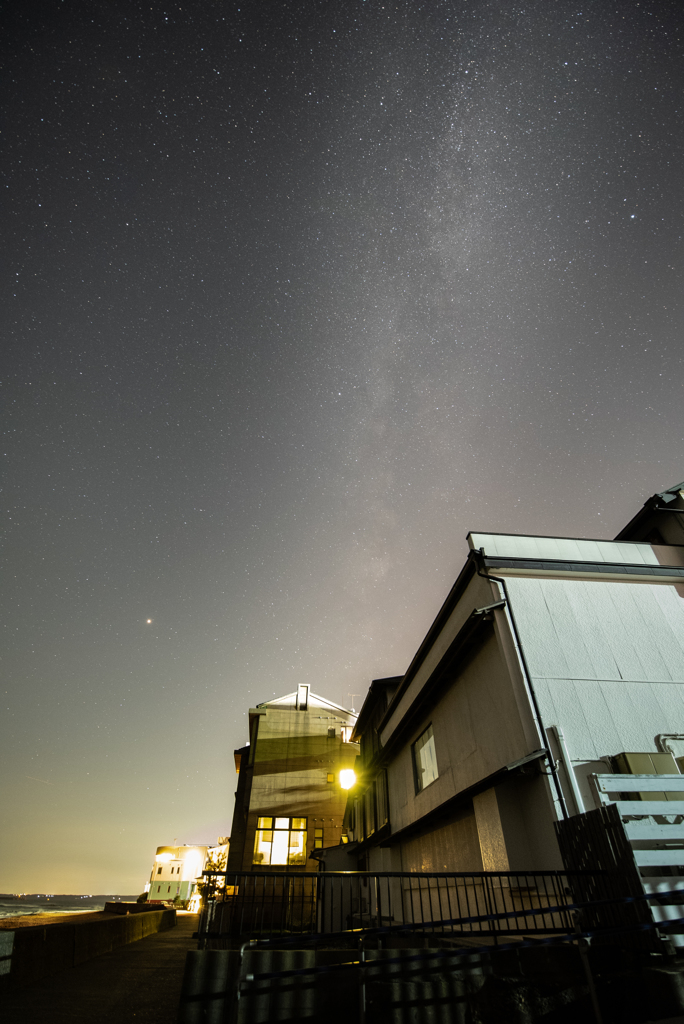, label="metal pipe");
[549,724,586,815]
